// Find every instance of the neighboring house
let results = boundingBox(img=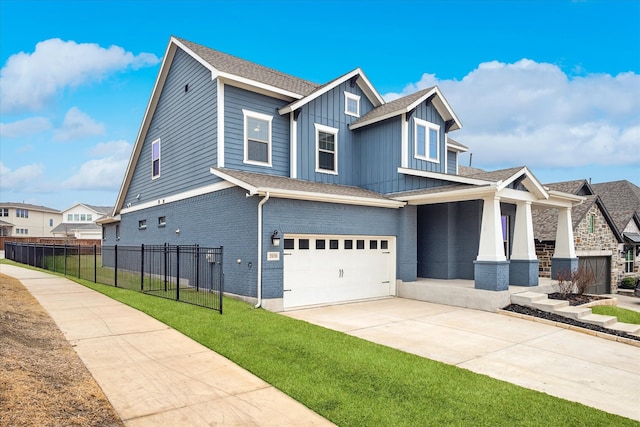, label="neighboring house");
[99,36,582,312]
[532,179,623,294]
[51,203,113,240]
[0,202,62,237]
[590,180,640,278]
